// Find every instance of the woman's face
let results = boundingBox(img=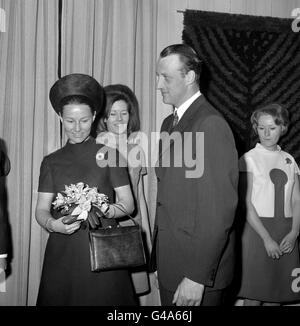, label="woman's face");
[61,104,94,144]
[257,114,284,151]
[105,100,129,135]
